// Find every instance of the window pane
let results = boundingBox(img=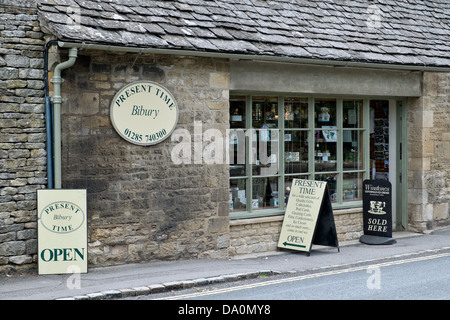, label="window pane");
[230,96,246,129]
[251,129,279,176]
[252,97,278,129]
[315,99,336,127]
[285,130,308,174]
[315,173,337,203]
[343,99,363,128]
[284,98,308,128]
[229,128,246,177]
[343,172,363,202]
[343,130,364,171]
[230,179,247,211]
[314,129,337,171]
[252,177,279,210]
